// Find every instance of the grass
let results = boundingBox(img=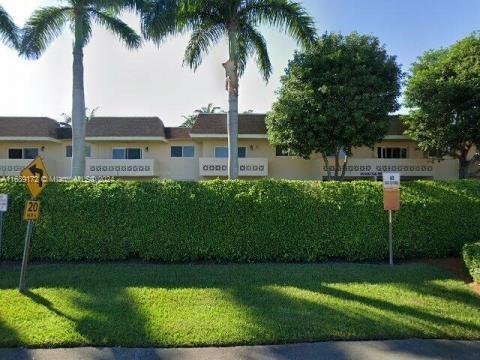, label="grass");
[0,262,479,348]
